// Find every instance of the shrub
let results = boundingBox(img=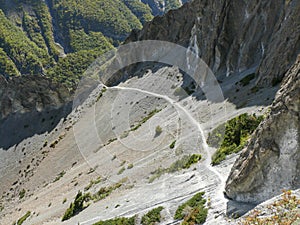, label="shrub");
[141,206,164,225]
[149,154,202,182]
[169,140,176,149]
[155,125,162,136]
[53,171,66,182]
[16,211,31,225]
[93,216,136,225]
[127,163,134,169]
[19,189,26,199]
[62,191,91,221]
[117,167,125,175]
[174,192,208,224]
[208,113,263,165]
